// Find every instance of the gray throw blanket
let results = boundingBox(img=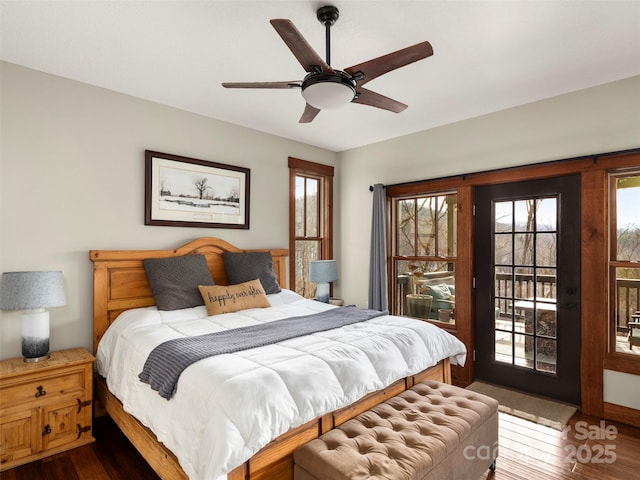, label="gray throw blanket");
[139,306,388,399]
